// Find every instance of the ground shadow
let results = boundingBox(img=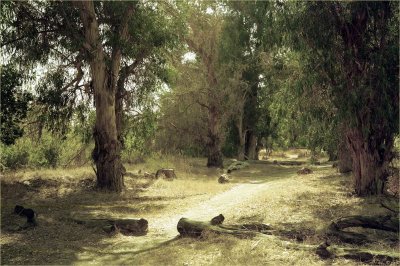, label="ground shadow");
[0,175,169,265]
